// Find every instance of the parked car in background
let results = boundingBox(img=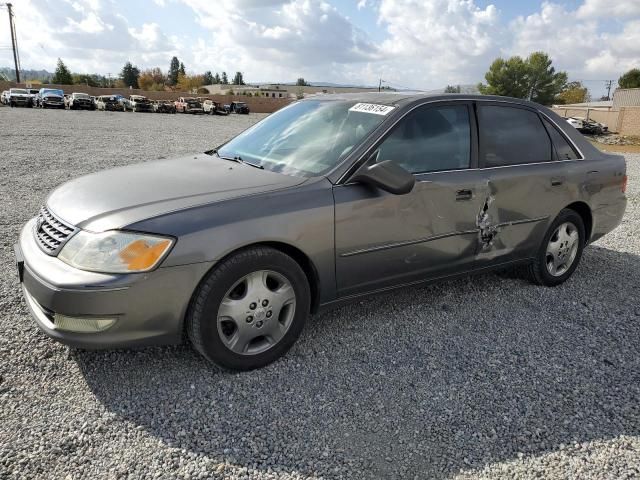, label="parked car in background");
[203,99,229,116]
[153,100,176,114]
[37,88,65,109]
[115,95,132,111]
[67,92,96,110]
[129,95,153,113]
[223,103,231,113]
[96,95,123,111]
[175,97,204,114]
[14,93,627,370]
[1,90,9,105]
[9,88,32,107]
[27,88,39,107]
[230,101,250,114]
